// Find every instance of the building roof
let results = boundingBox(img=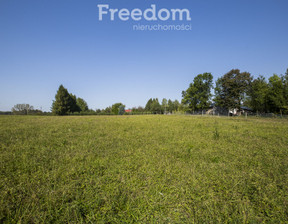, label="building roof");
[240,106,253,111]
